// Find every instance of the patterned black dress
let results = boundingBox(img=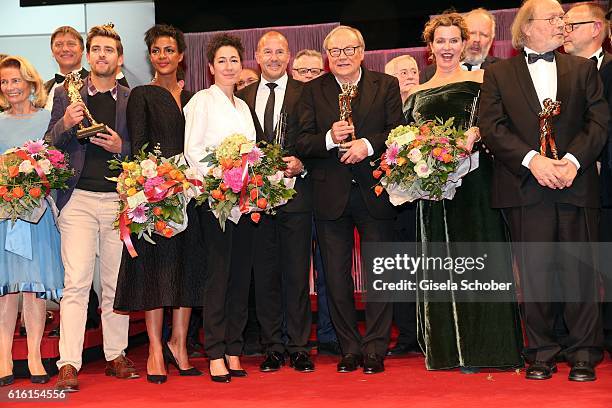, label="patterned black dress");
[114,85,204,311]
